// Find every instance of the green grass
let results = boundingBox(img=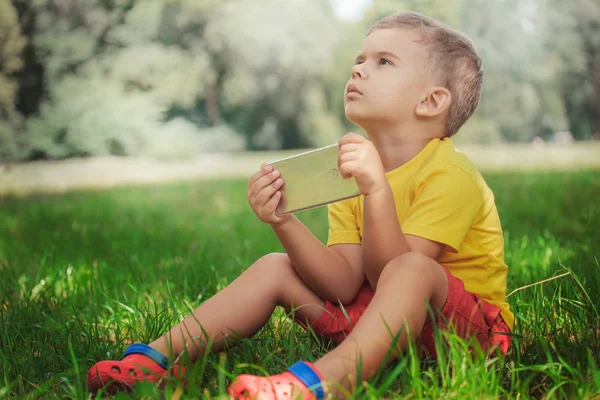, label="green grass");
[0,170,599,399]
